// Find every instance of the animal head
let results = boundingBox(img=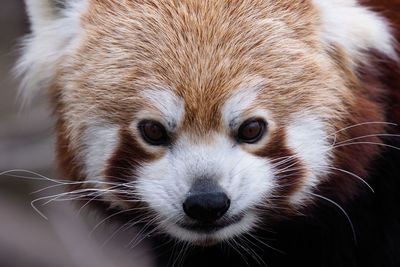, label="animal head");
[17,0,396,245]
